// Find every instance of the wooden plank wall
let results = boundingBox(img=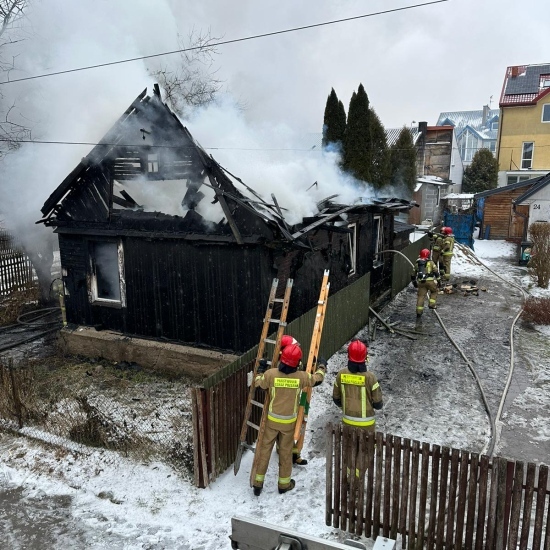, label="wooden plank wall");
[326,424,550,548]
[0,228,35,296]
[483,189,529,240]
